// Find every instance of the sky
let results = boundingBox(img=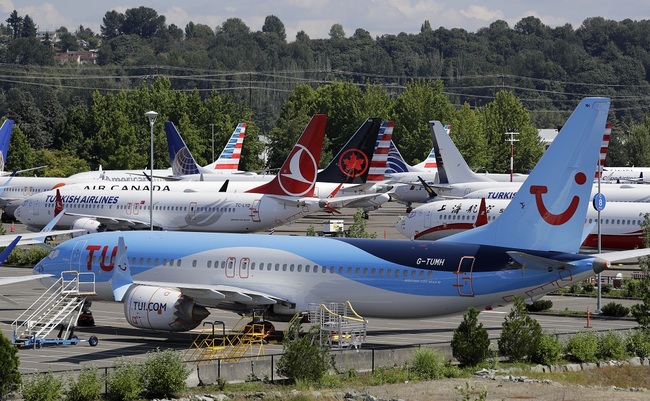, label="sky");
[4,0,650,40]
